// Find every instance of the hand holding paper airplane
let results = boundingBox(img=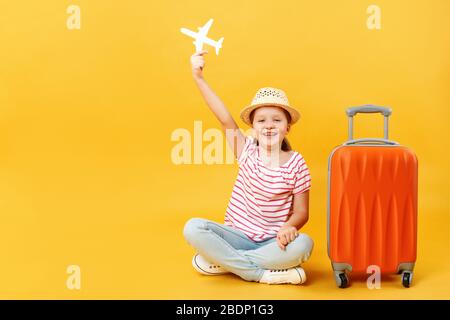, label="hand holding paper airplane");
[190,50,208,78]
